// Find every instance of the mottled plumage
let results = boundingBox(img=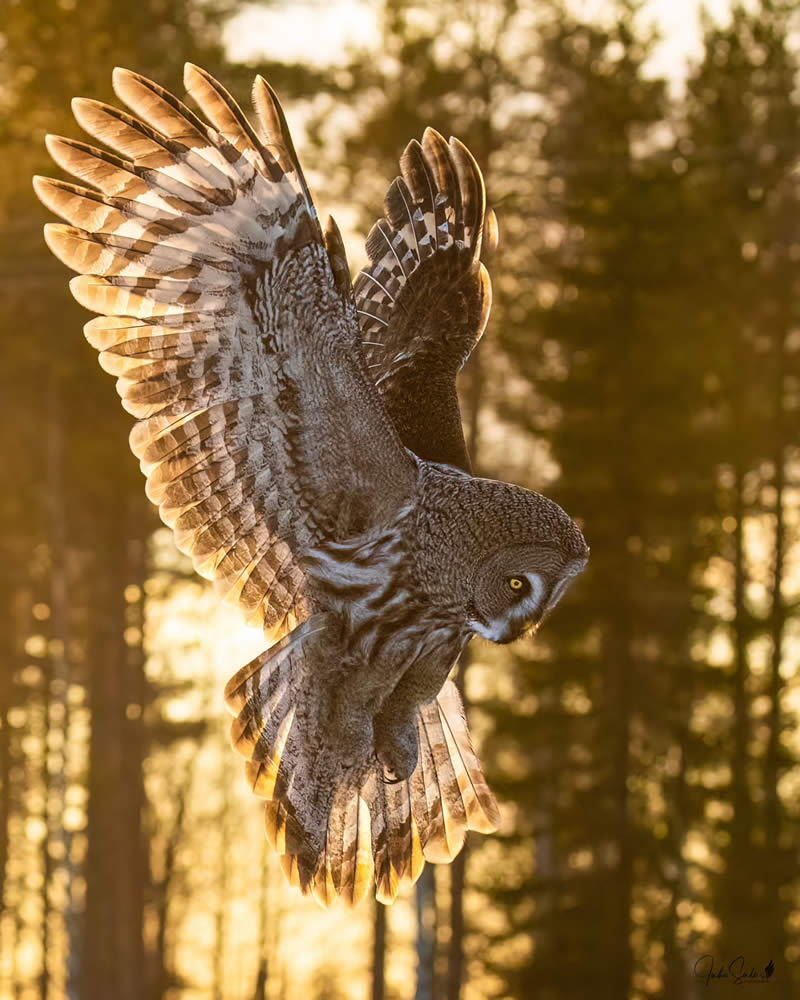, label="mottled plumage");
[35,66,588,907]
